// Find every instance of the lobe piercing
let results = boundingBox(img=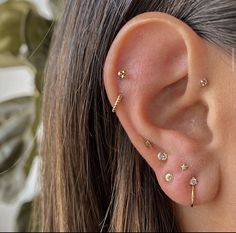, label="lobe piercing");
[165,173,174,183]
[144,139,152,148]
[181,164,189,171]
[190,177,198,207]
[157,152,168,161]
[118,70,127,80]
[112,94,123,113]
[200,78,208,87]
